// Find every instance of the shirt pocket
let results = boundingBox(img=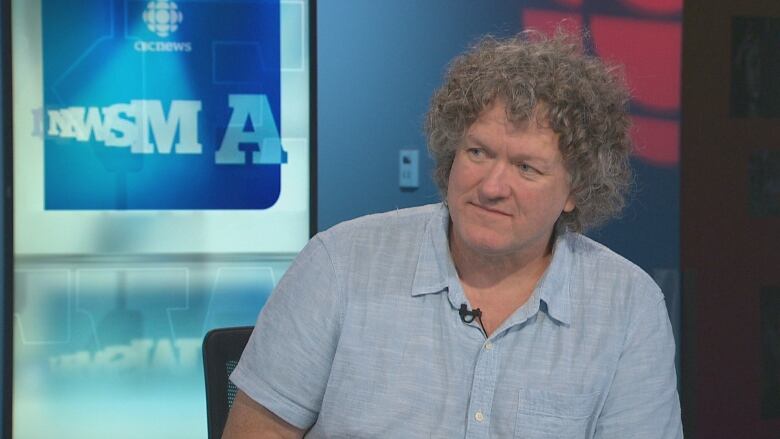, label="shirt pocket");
[514,387,598,439]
